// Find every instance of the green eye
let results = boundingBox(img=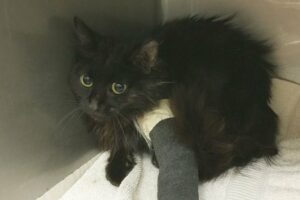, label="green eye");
[80,74,93,88]
[111,82,127,94]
